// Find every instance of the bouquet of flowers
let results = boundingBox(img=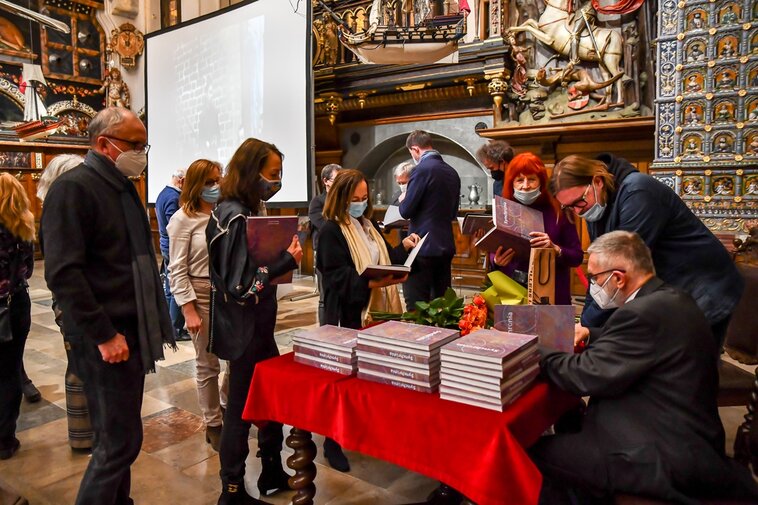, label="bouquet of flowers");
[458,294,492,336]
